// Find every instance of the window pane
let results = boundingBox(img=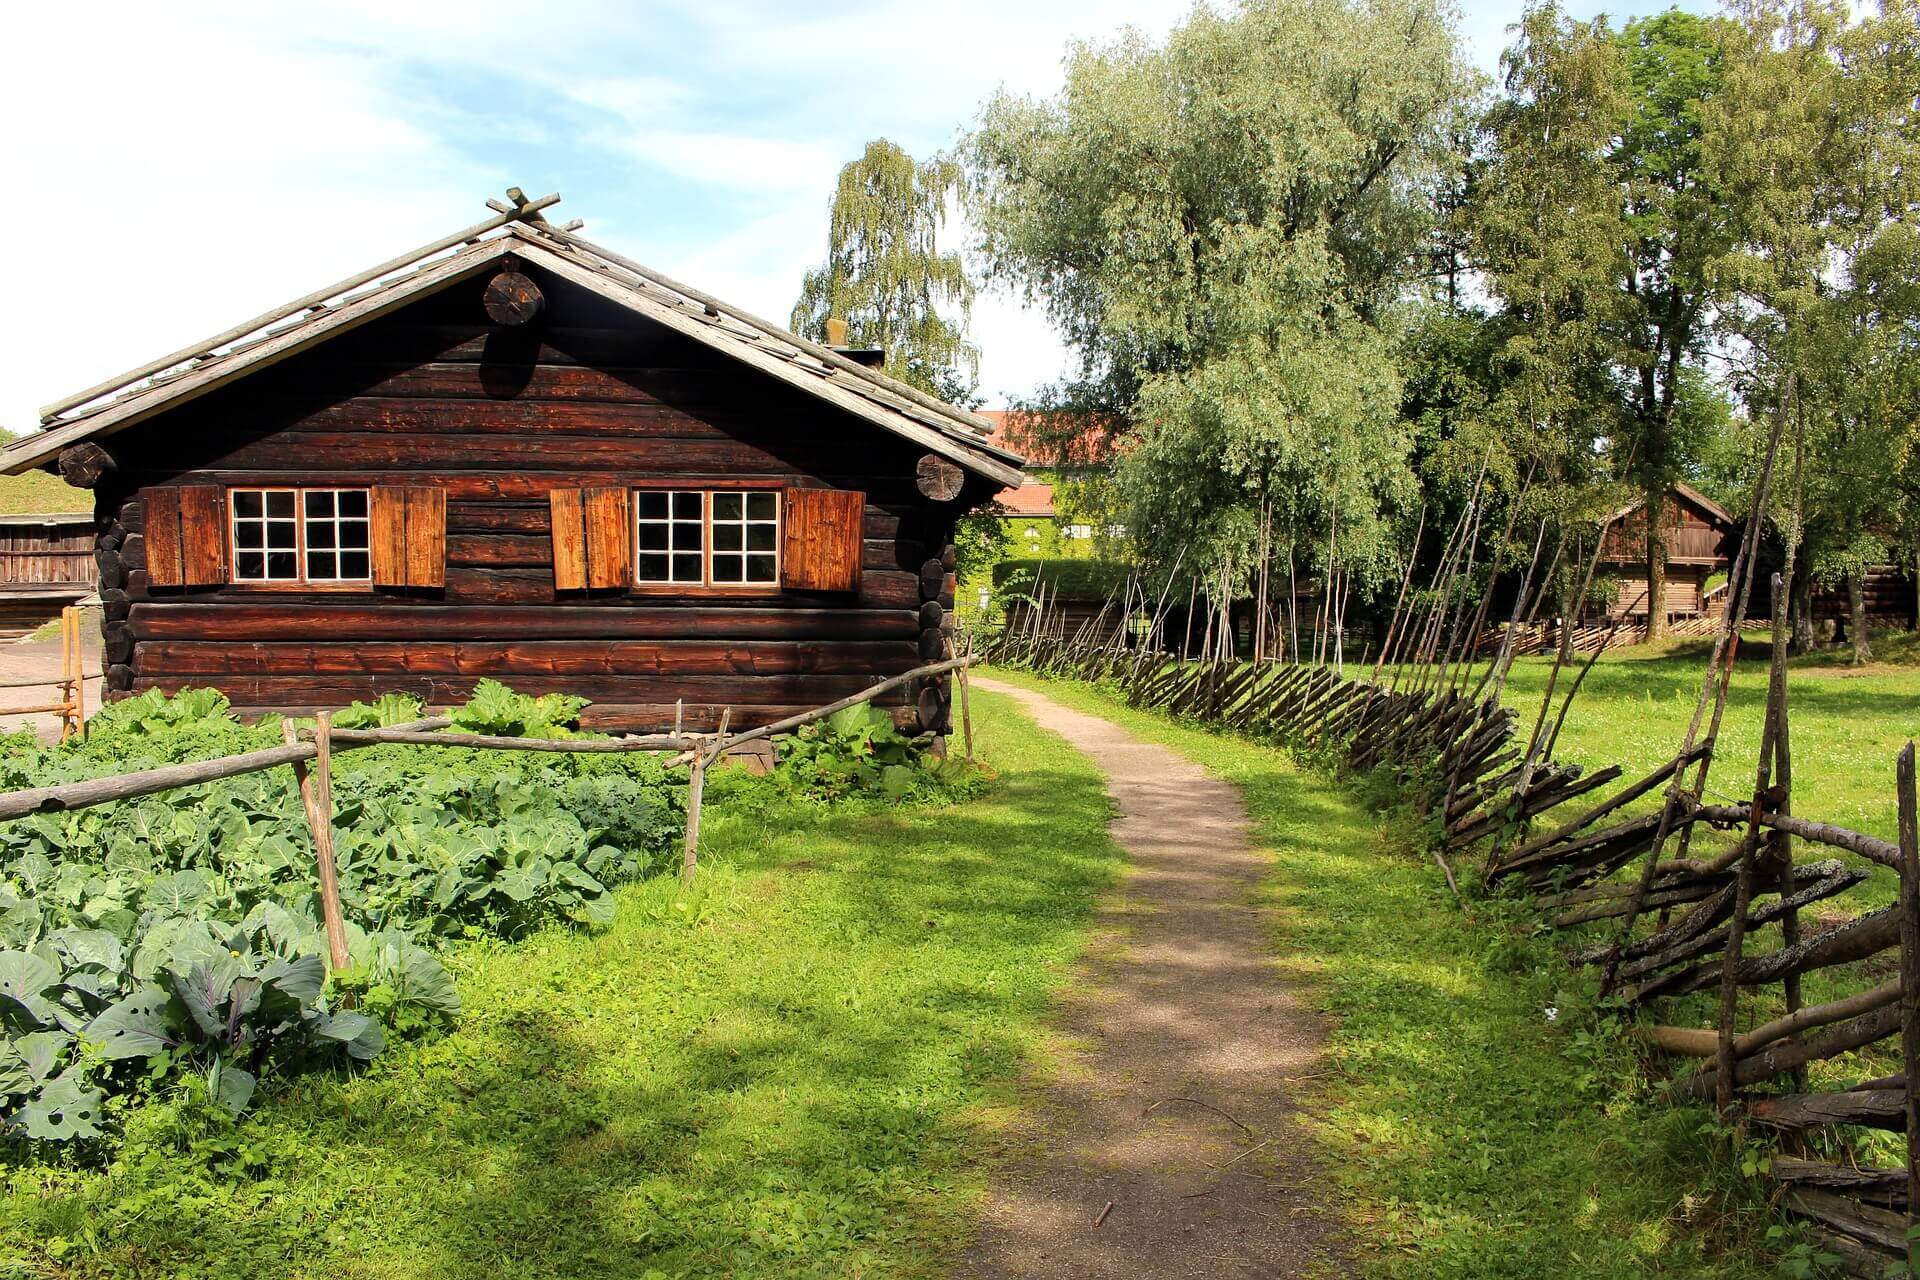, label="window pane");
[308,523,335,550]
[672,552,702,581]
[305,491,335,518]
[638,553,669,581]
[638,523,669,551]
[235,522,263,549]
[267,522,296,549]
[337,490,368,518]
[307,551,338,579]
[339,519,369,550]
[712,492,742,521]
[712,556,743,583]
[637,491,667,520]
[234,490,262,518]
[267,551,298,579]
[713,523,743,552]
[266,491,295,518]
[745,492,776,521]
[236,551,264,579]
[747,523,776,551]
[673,492,702,520]
[746,554,777,582]
[339,551,369,579]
